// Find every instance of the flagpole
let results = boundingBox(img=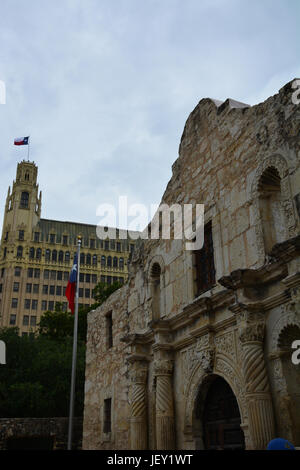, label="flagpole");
[27,136,30,161]
[67,235,82,450]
